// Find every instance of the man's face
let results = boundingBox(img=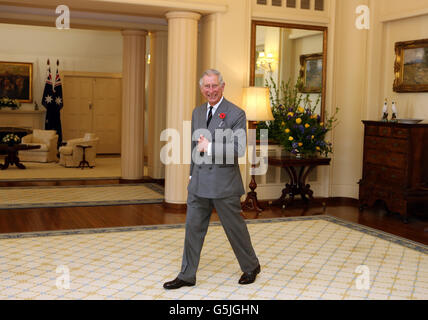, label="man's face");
[200,74,225,106]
